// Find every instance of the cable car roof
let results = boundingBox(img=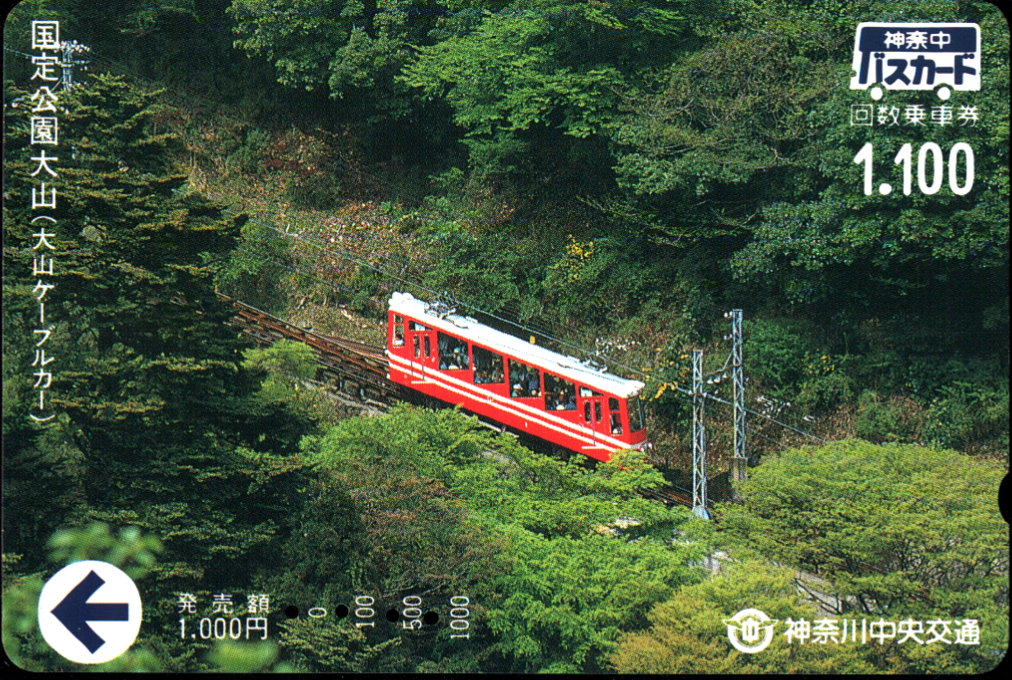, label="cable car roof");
[389,292,646,398]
